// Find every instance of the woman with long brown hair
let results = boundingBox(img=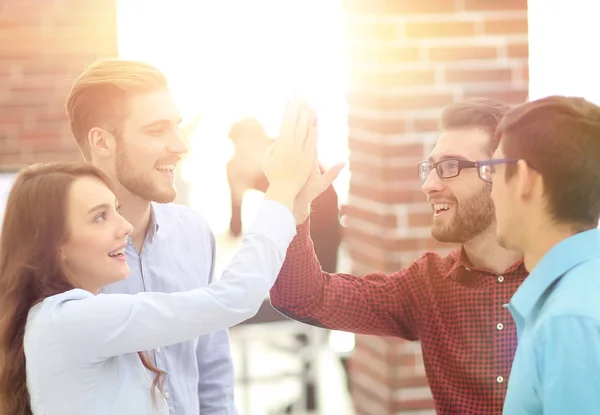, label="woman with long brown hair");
[0,101,319,415]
